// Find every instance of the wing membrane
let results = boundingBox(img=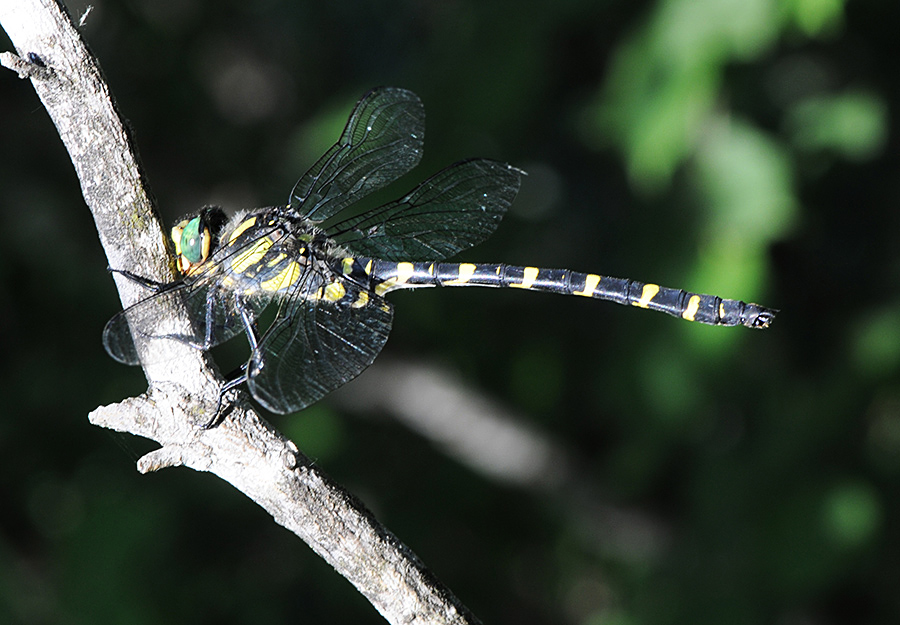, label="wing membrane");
[102,279,267,365]
[247,284,393,414]
[328,159,521,261]
[289,87,425,223]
